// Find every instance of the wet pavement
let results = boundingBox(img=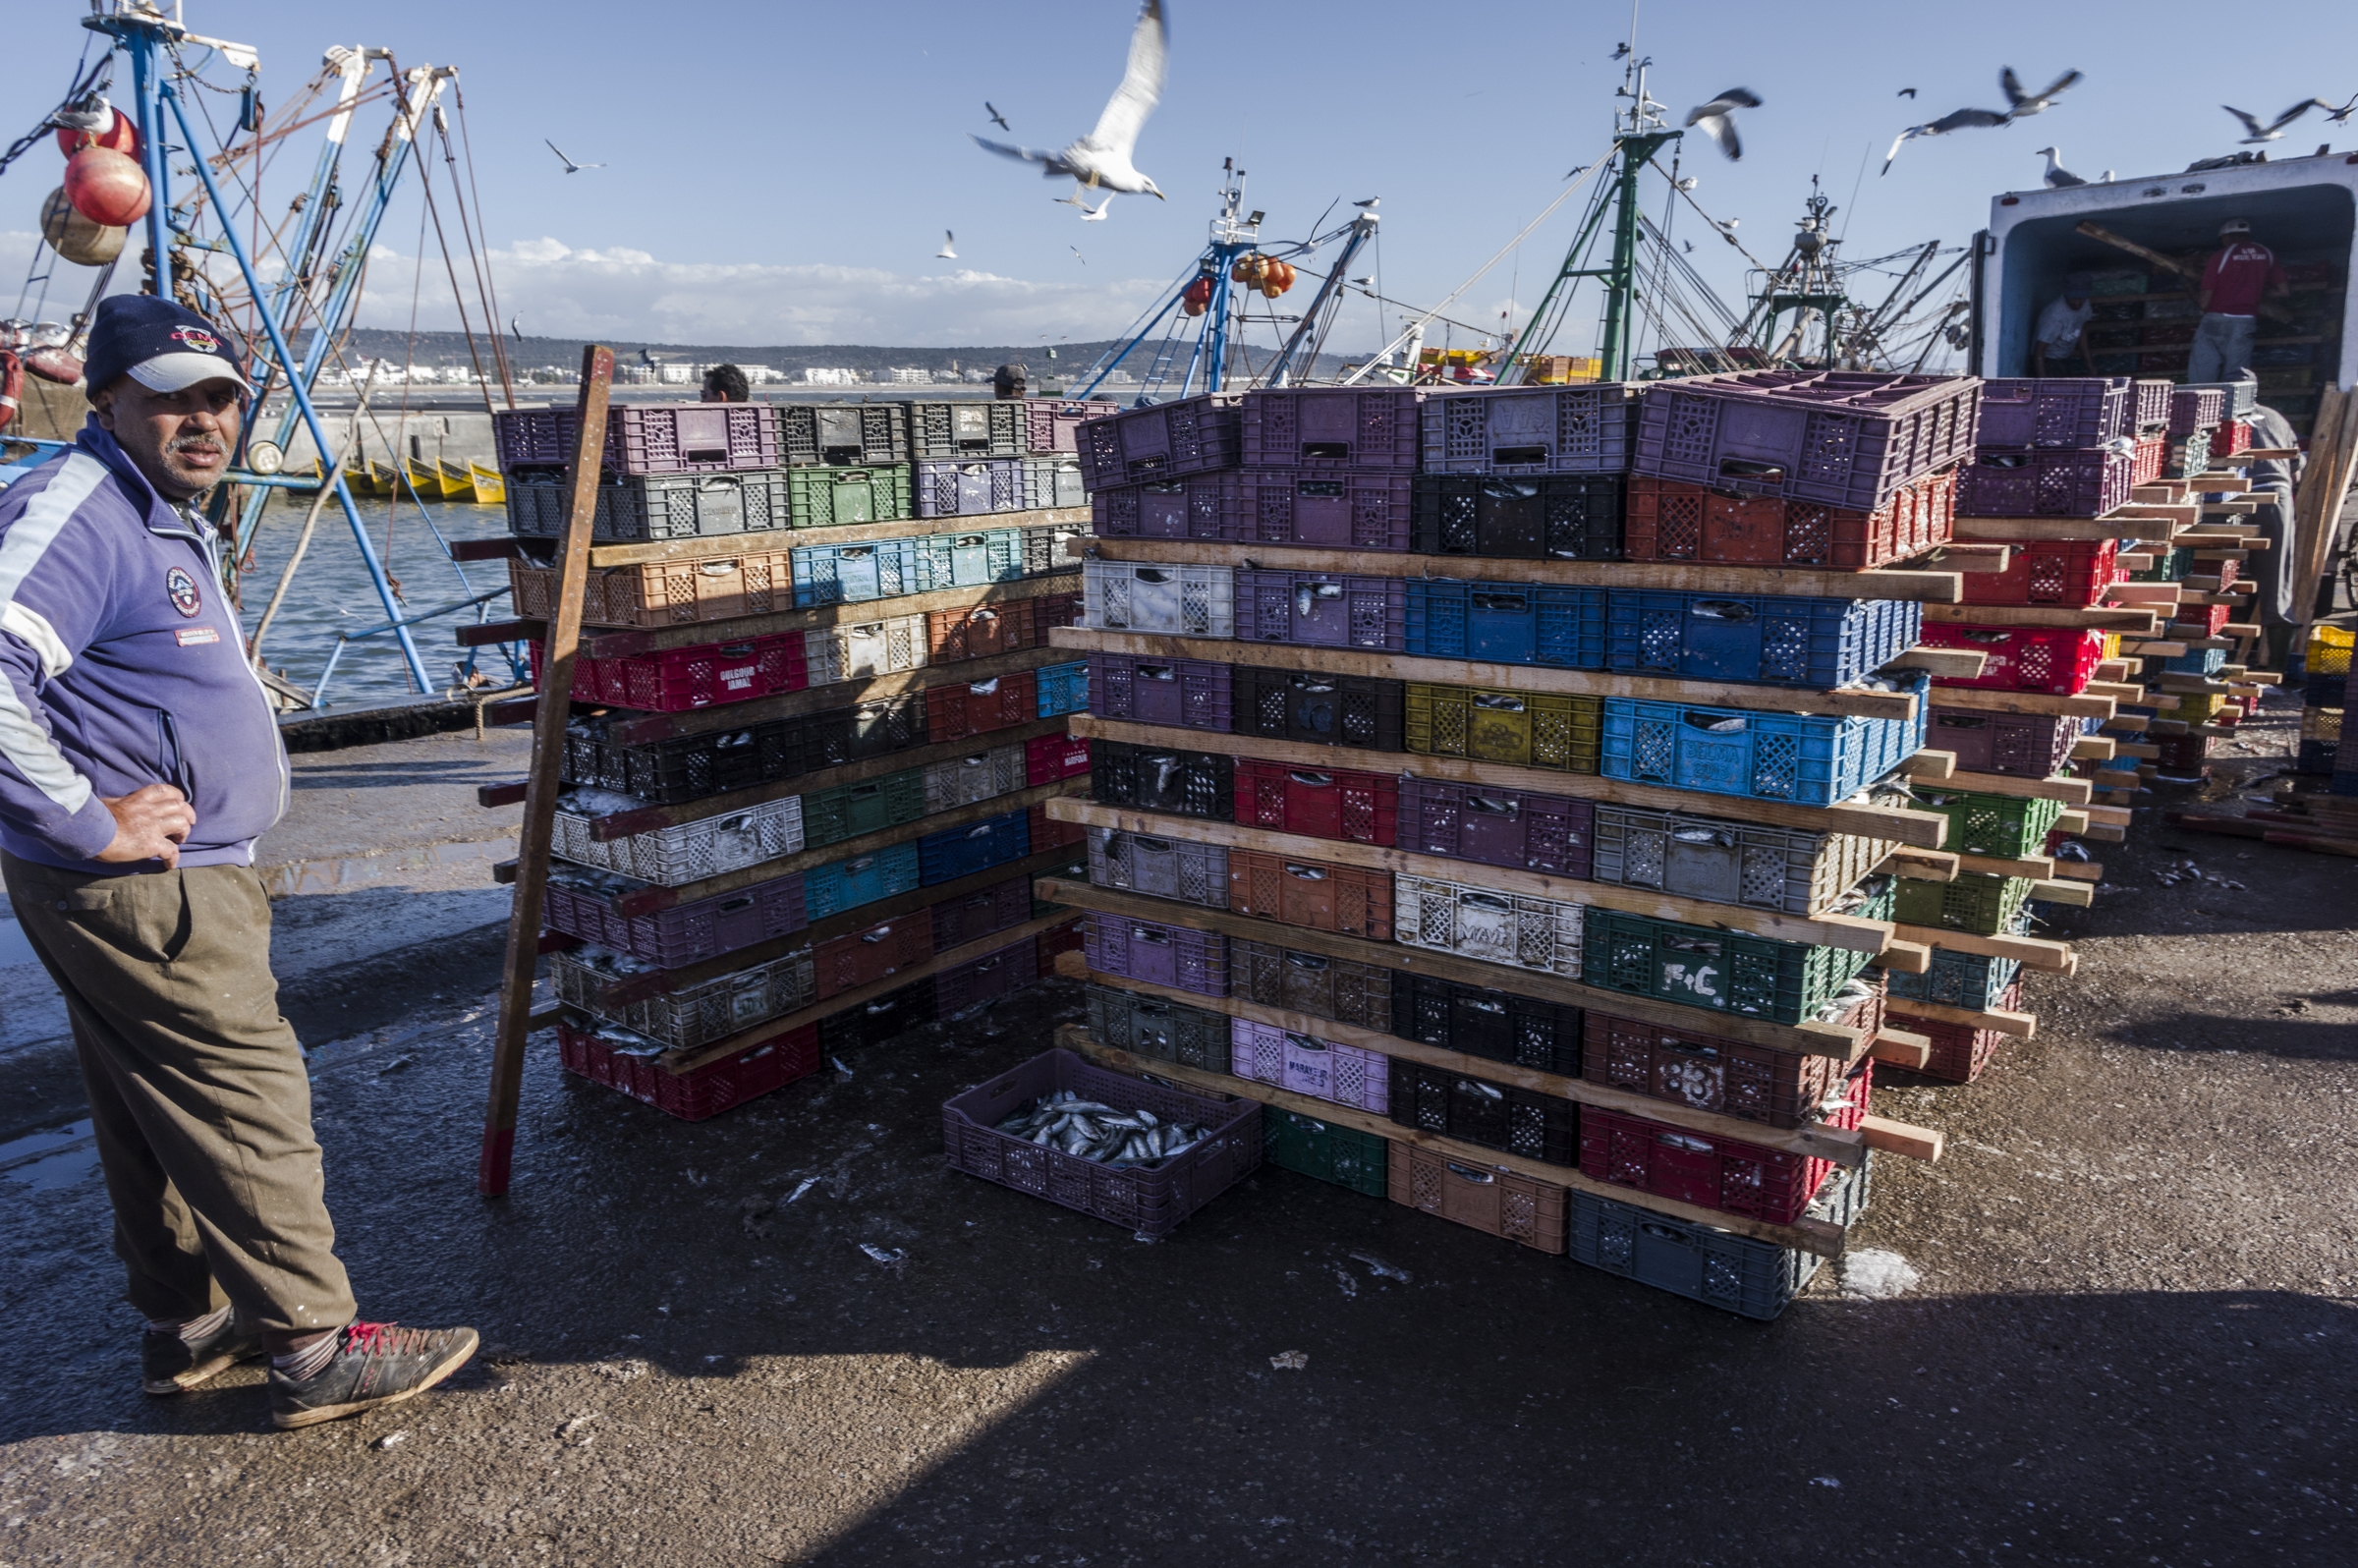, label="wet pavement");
[0,704,2352,1566]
